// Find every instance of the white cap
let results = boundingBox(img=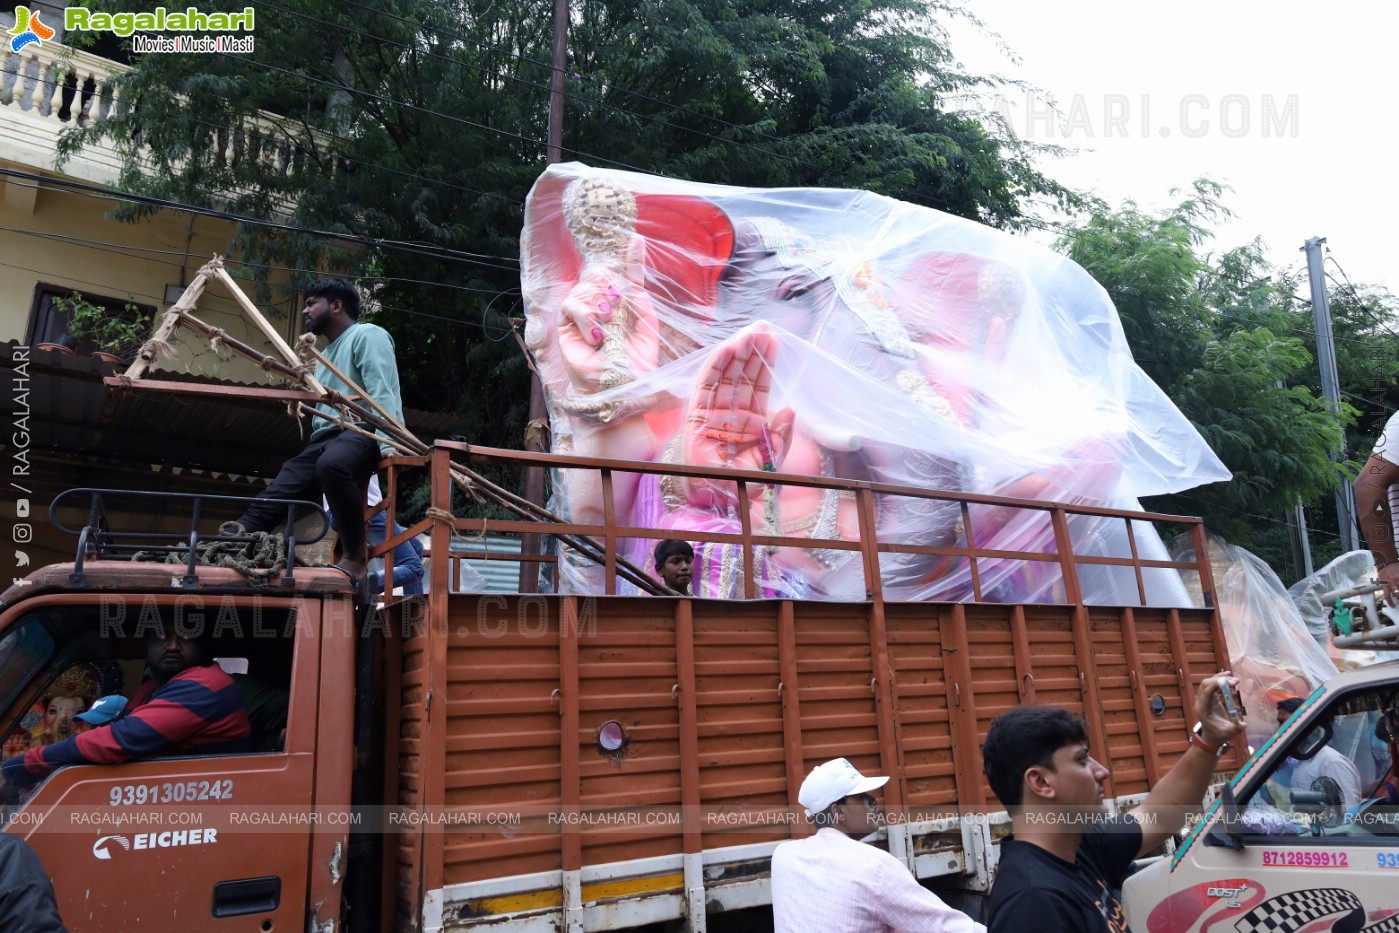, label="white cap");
[798,758,889,816]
